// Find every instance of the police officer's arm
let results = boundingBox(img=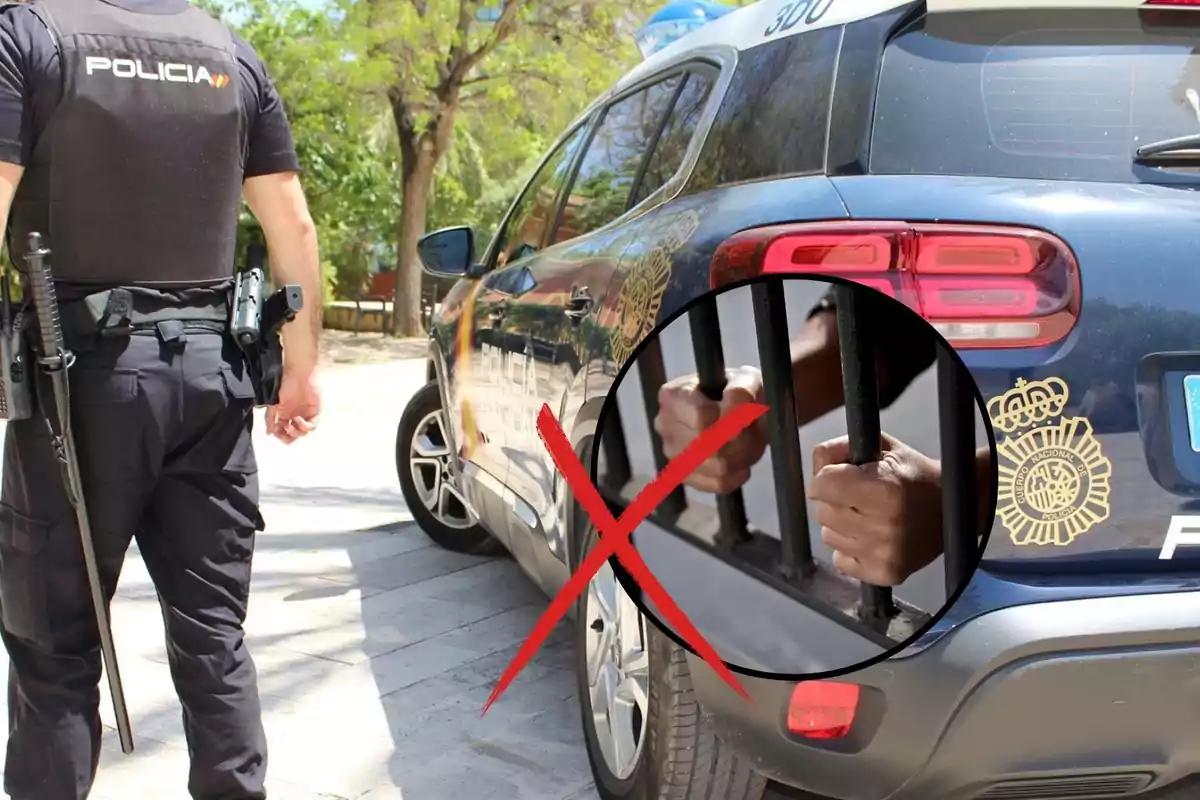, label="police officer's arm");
[0,162,22,281]
[234,34,320,380]
[243,174,320,378]
[0,5,34,240]
[0,162,22,223]
[791,286,938,425]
